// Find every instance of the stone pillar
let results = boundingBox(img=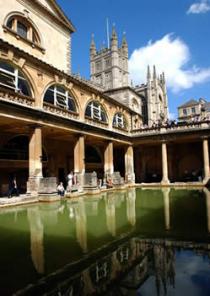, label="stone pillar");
[203,138,210,183]
[104,141,114,176]
[27,126,43,195]
[162,188,170,230]
[74,135,85,188]
[125,145,135,184]
[161,142,169,184]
